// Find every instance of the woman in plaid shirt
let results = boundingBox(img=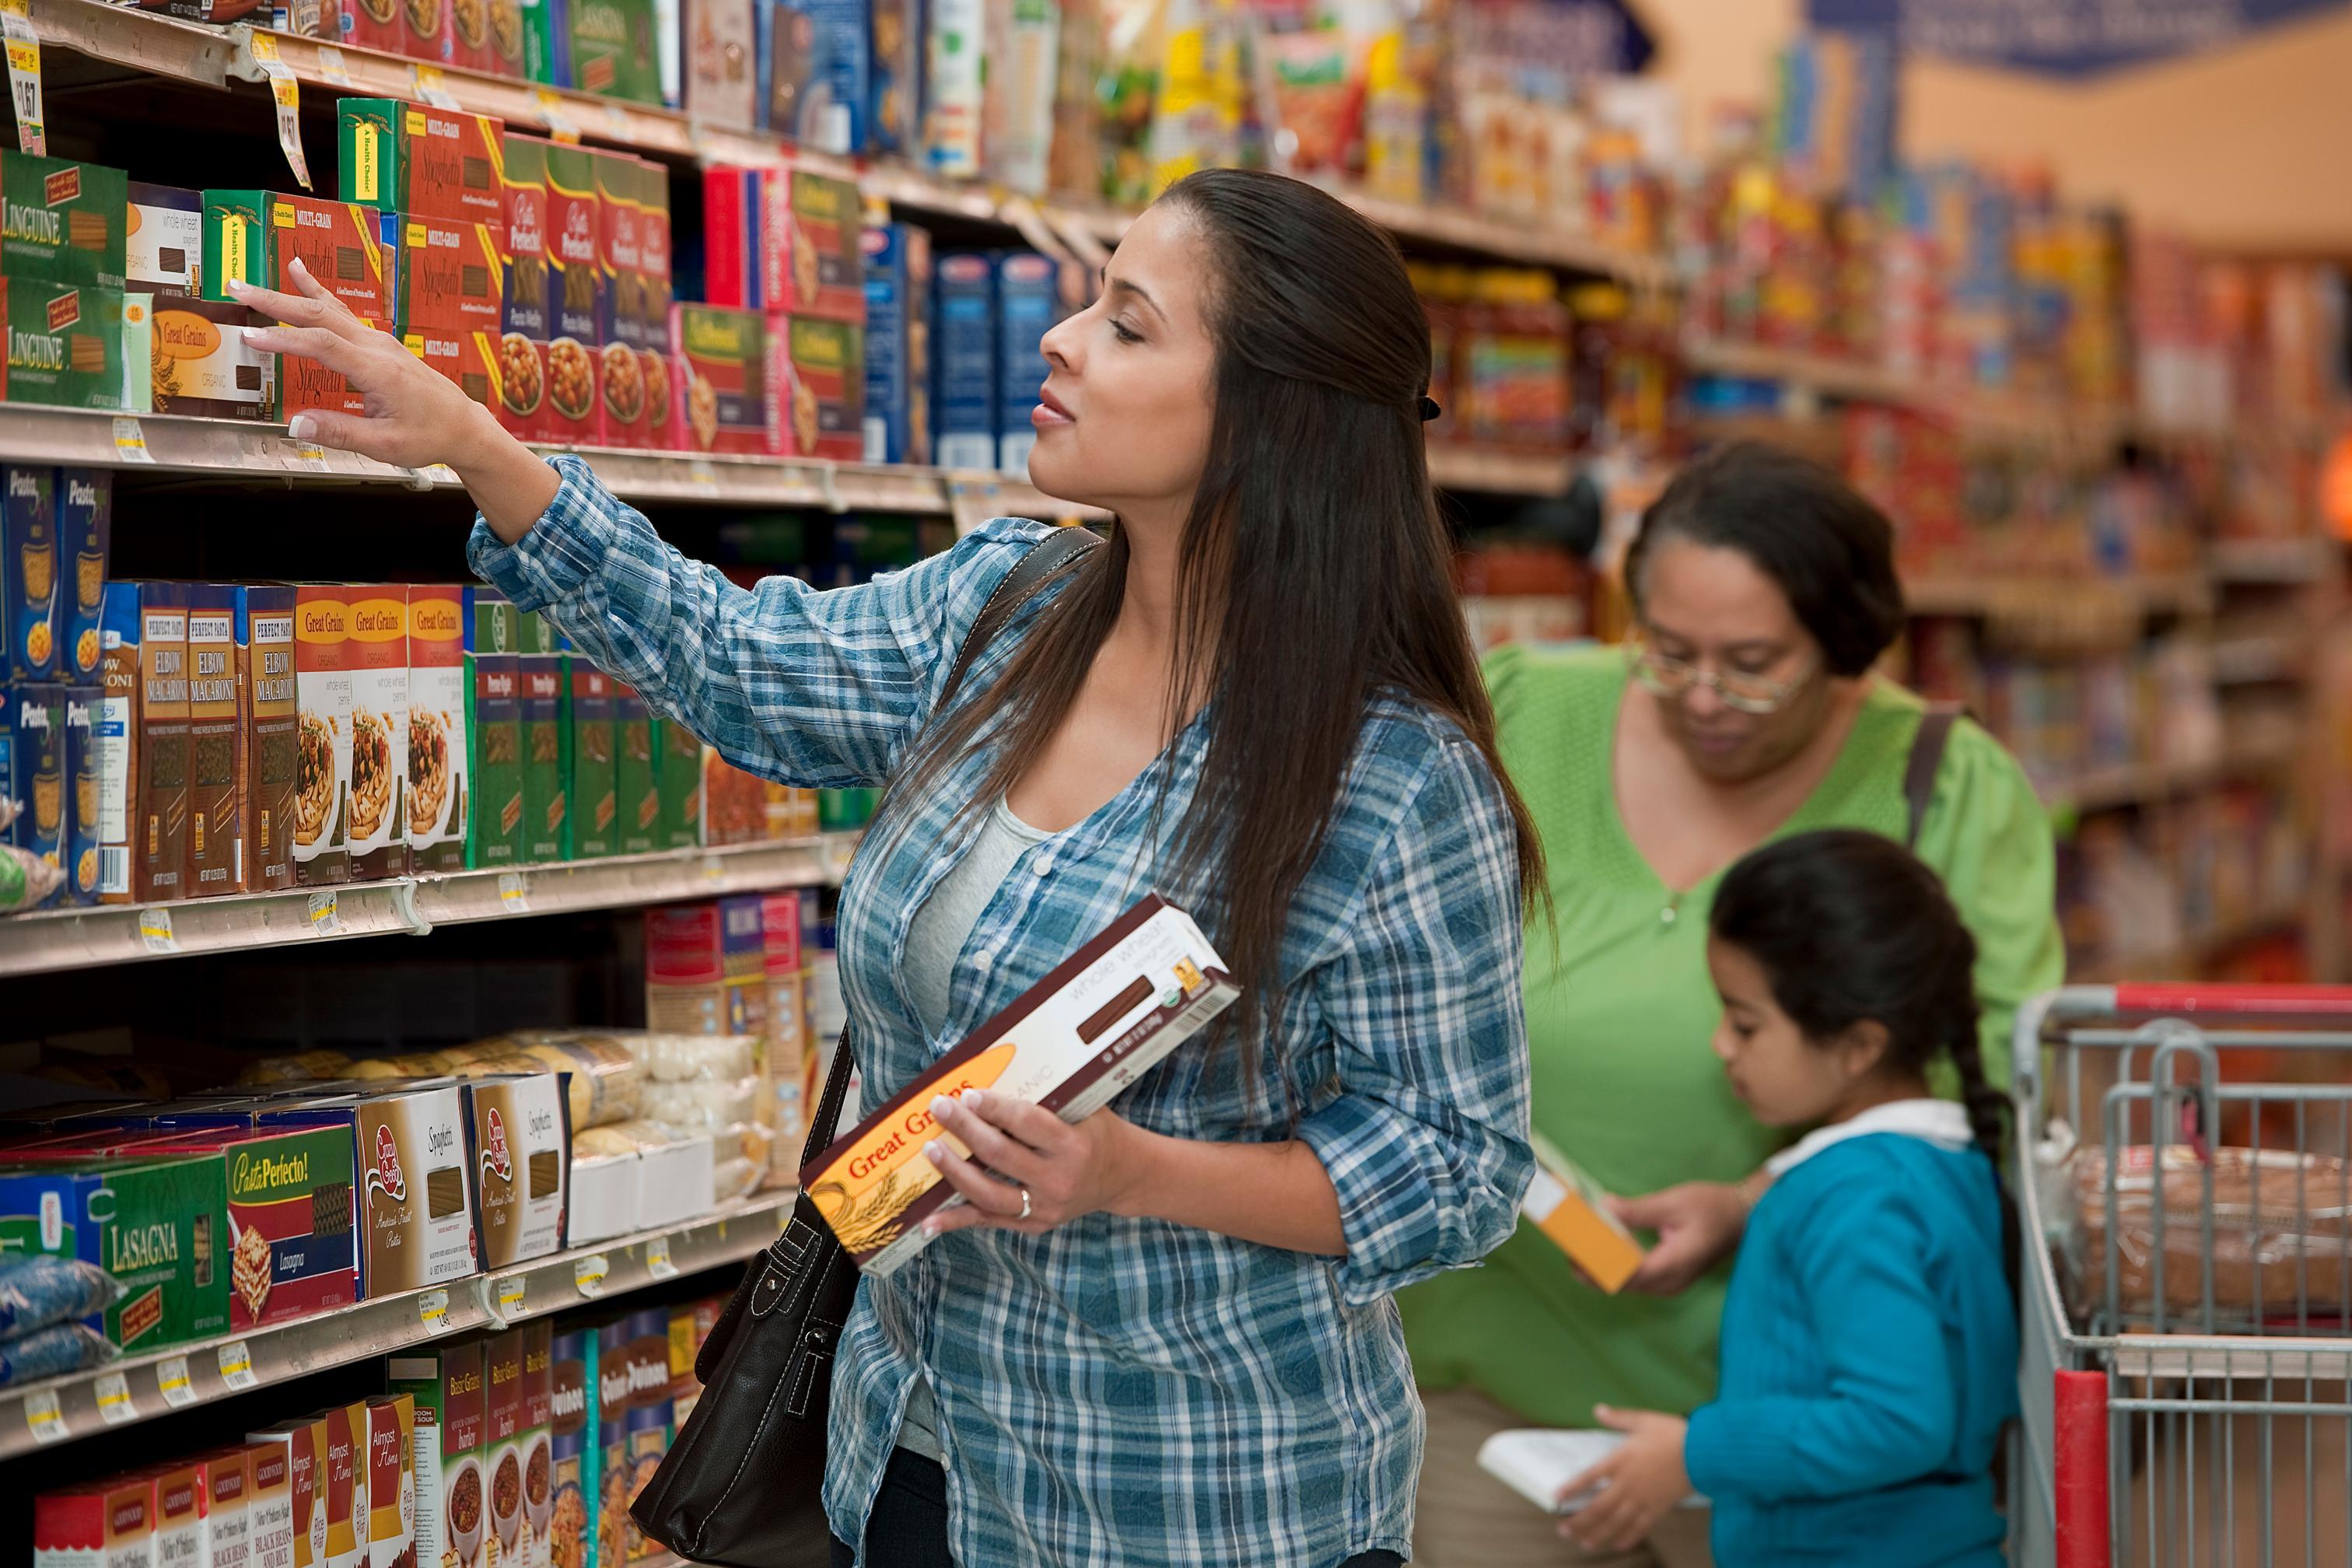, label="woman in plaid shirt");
[237,168,1541,1568]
